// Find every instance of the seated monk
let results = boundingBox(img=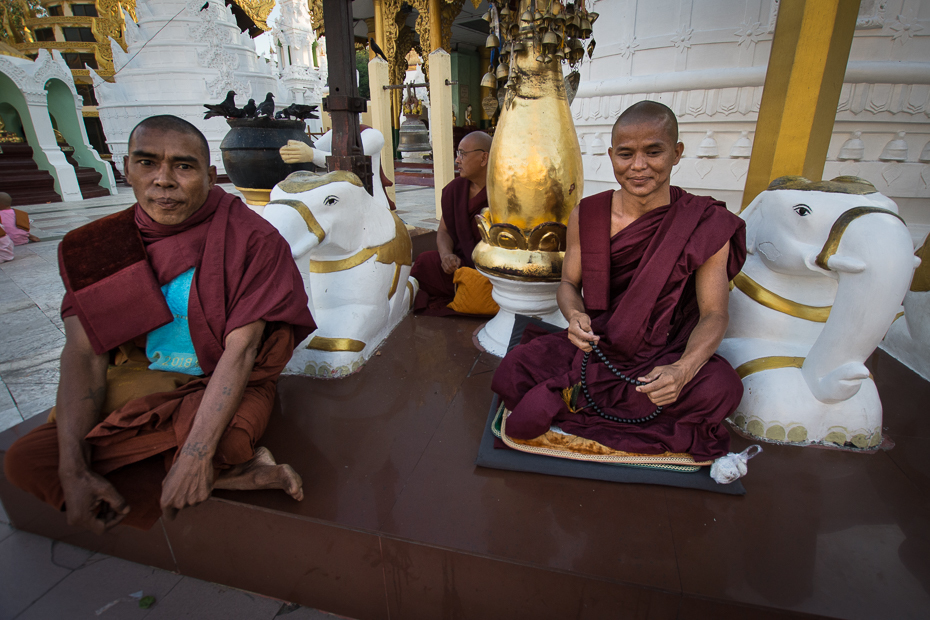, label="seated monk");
[491,102,747,462]
[0,192,39,245]
[4,115,317,533]
[410,131,493,315]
